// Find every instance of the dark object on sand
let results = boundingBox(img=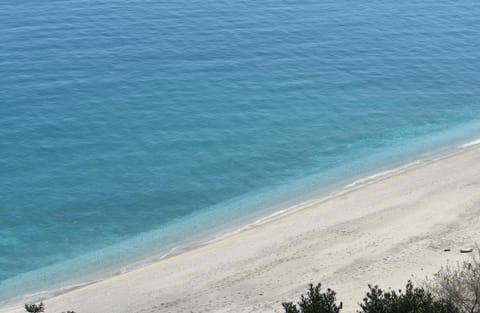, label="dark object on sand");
[25,303,45,313]
[444,248,451,252]
[460,248,473,253]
